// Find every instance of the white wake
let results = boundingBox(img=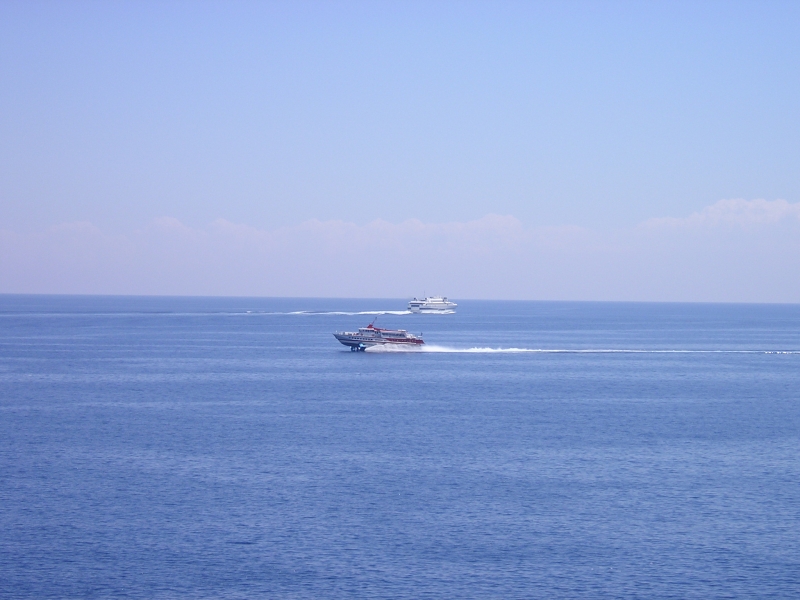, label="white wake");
[246,310,412,316]
[365,345,799,354]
